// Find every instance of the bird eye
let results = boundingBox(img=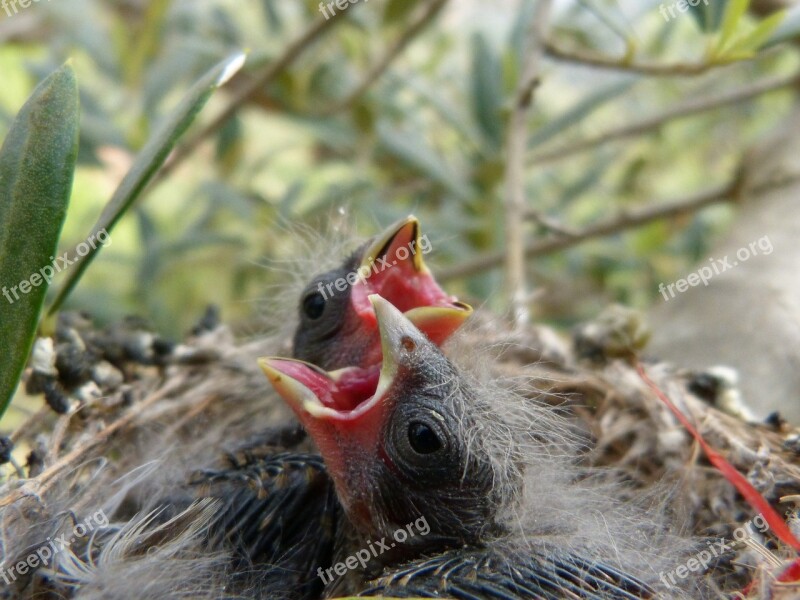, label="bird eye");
[302,292,326,320]
[408,421,442,454]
